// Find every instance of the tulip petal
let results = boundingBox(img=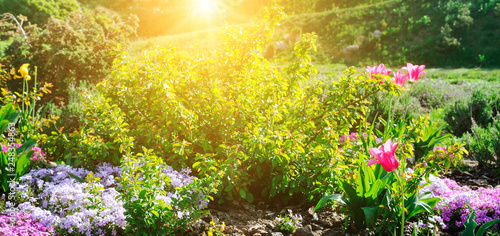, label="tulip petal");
[368,147,382,158]
[368,139,399,172]
[367,158,379,166]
